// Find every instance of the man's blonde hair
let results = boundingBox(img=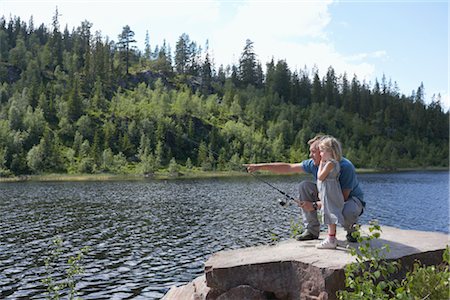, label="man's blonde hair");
[318,136,342,161]
[307,134,325,146]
